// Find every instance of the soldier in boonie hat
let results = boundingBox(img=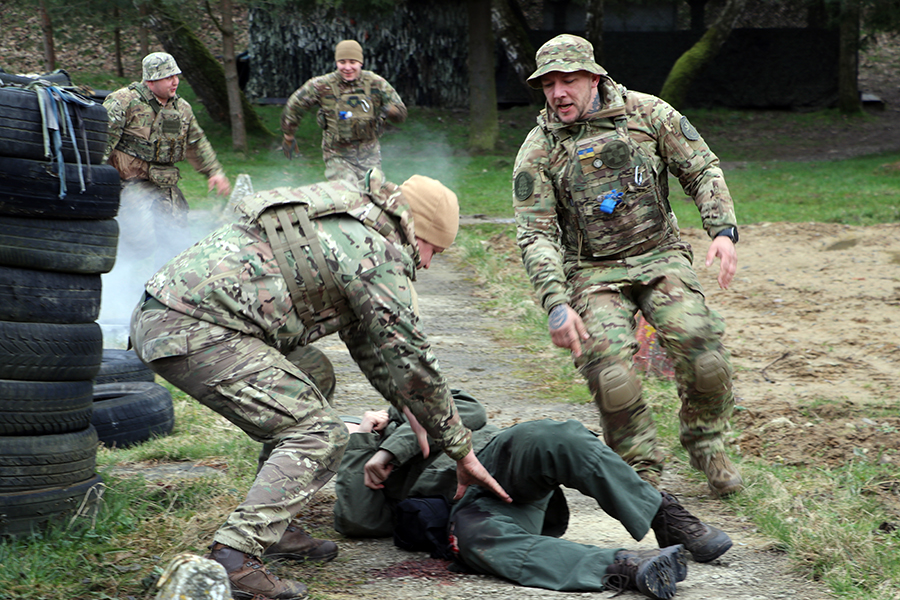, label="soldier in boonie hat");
[142,52,182,82]
[526,34,606,89]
